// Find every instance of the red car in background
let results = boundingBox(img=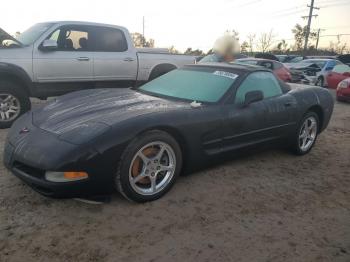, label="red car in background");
[235,58,292,82]
[337,78,350,102]
[326,64,350,89]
